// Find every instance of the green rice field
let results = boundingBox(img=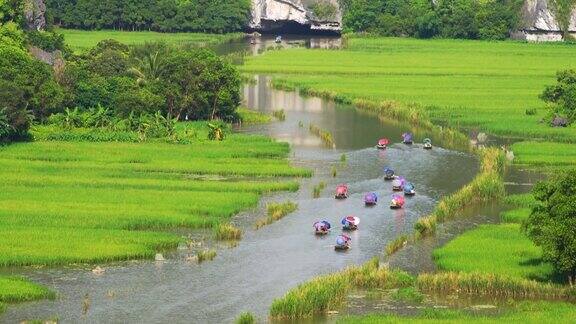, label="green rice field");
[0,138,307,267]
[59,29,243,51]
[337,301,576,323]
[433,224,554,282]
[241,37,576,143]
[511,142,576,167]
